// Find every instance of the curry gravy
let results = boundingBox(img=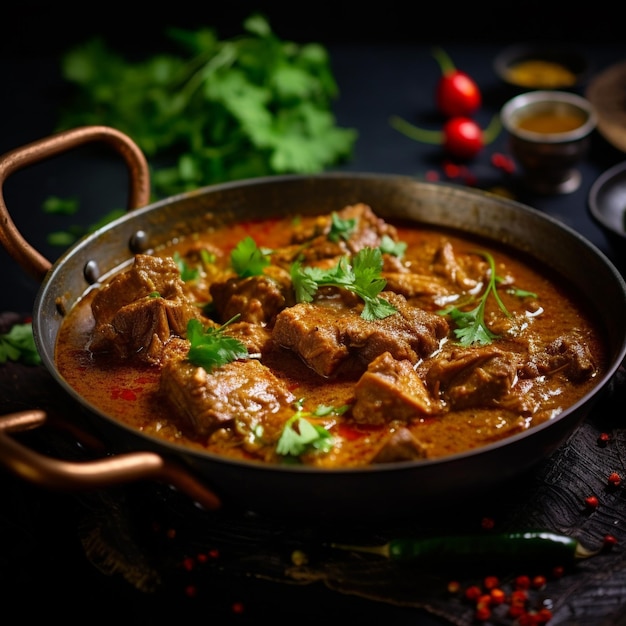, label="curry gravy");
[55,210,607,467]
